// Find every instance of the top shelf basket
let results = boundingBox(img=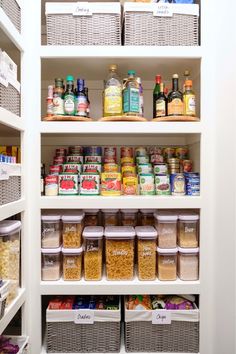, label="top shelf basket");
[0,0,21,33]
